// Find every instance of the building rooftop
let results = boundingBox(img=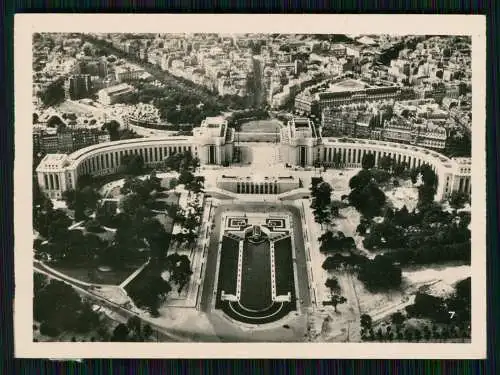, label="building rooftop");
[218,175,299,182]
[197,116,228,138]
[67,136,192,165]
[36,154,70,171]
[328,79,369,92]
[99,83,134,95]
[115,65,144,74]
[452,157,472,165]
